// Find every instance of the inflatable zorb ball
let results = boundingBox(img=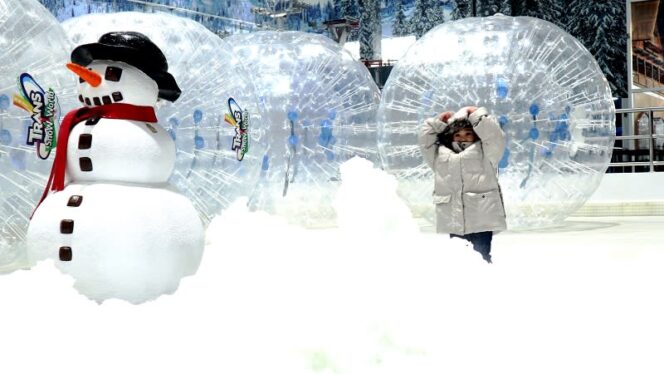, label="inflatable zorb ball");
[63,12,266,222]
[378,15,615,229]
[0,0,77,272]
[225,31,380,227]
